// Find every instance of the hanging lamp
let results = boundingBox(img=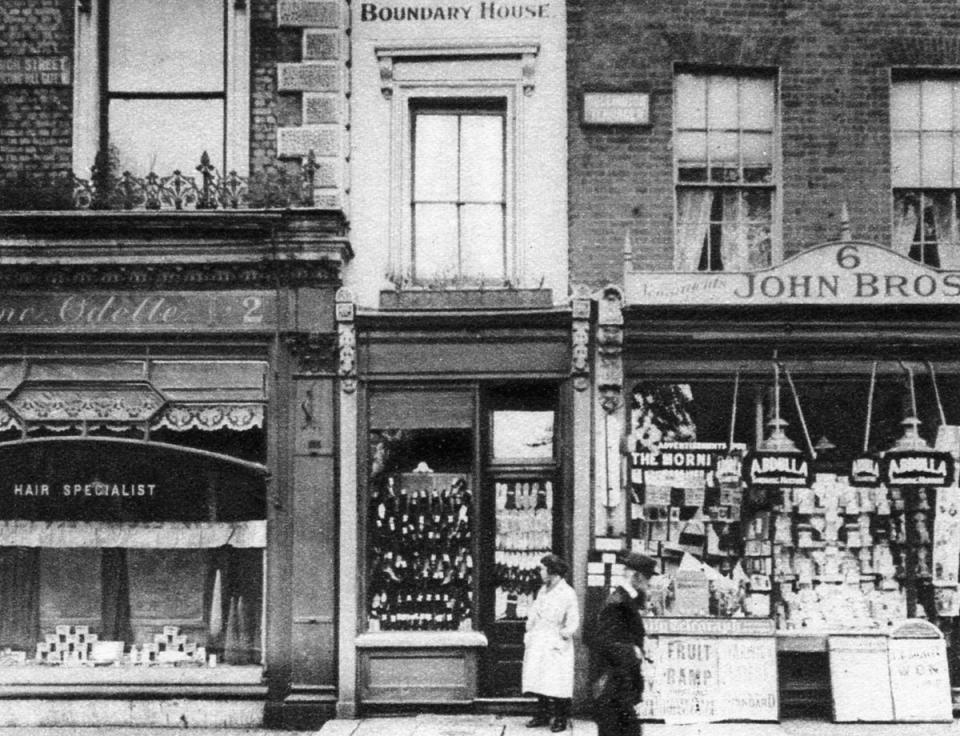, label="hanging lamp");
[881,362,953,487]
